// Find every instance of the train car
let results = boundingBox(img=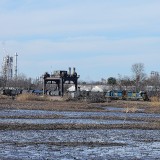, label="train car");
[127,91,142,100]
[105,90,122,99]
